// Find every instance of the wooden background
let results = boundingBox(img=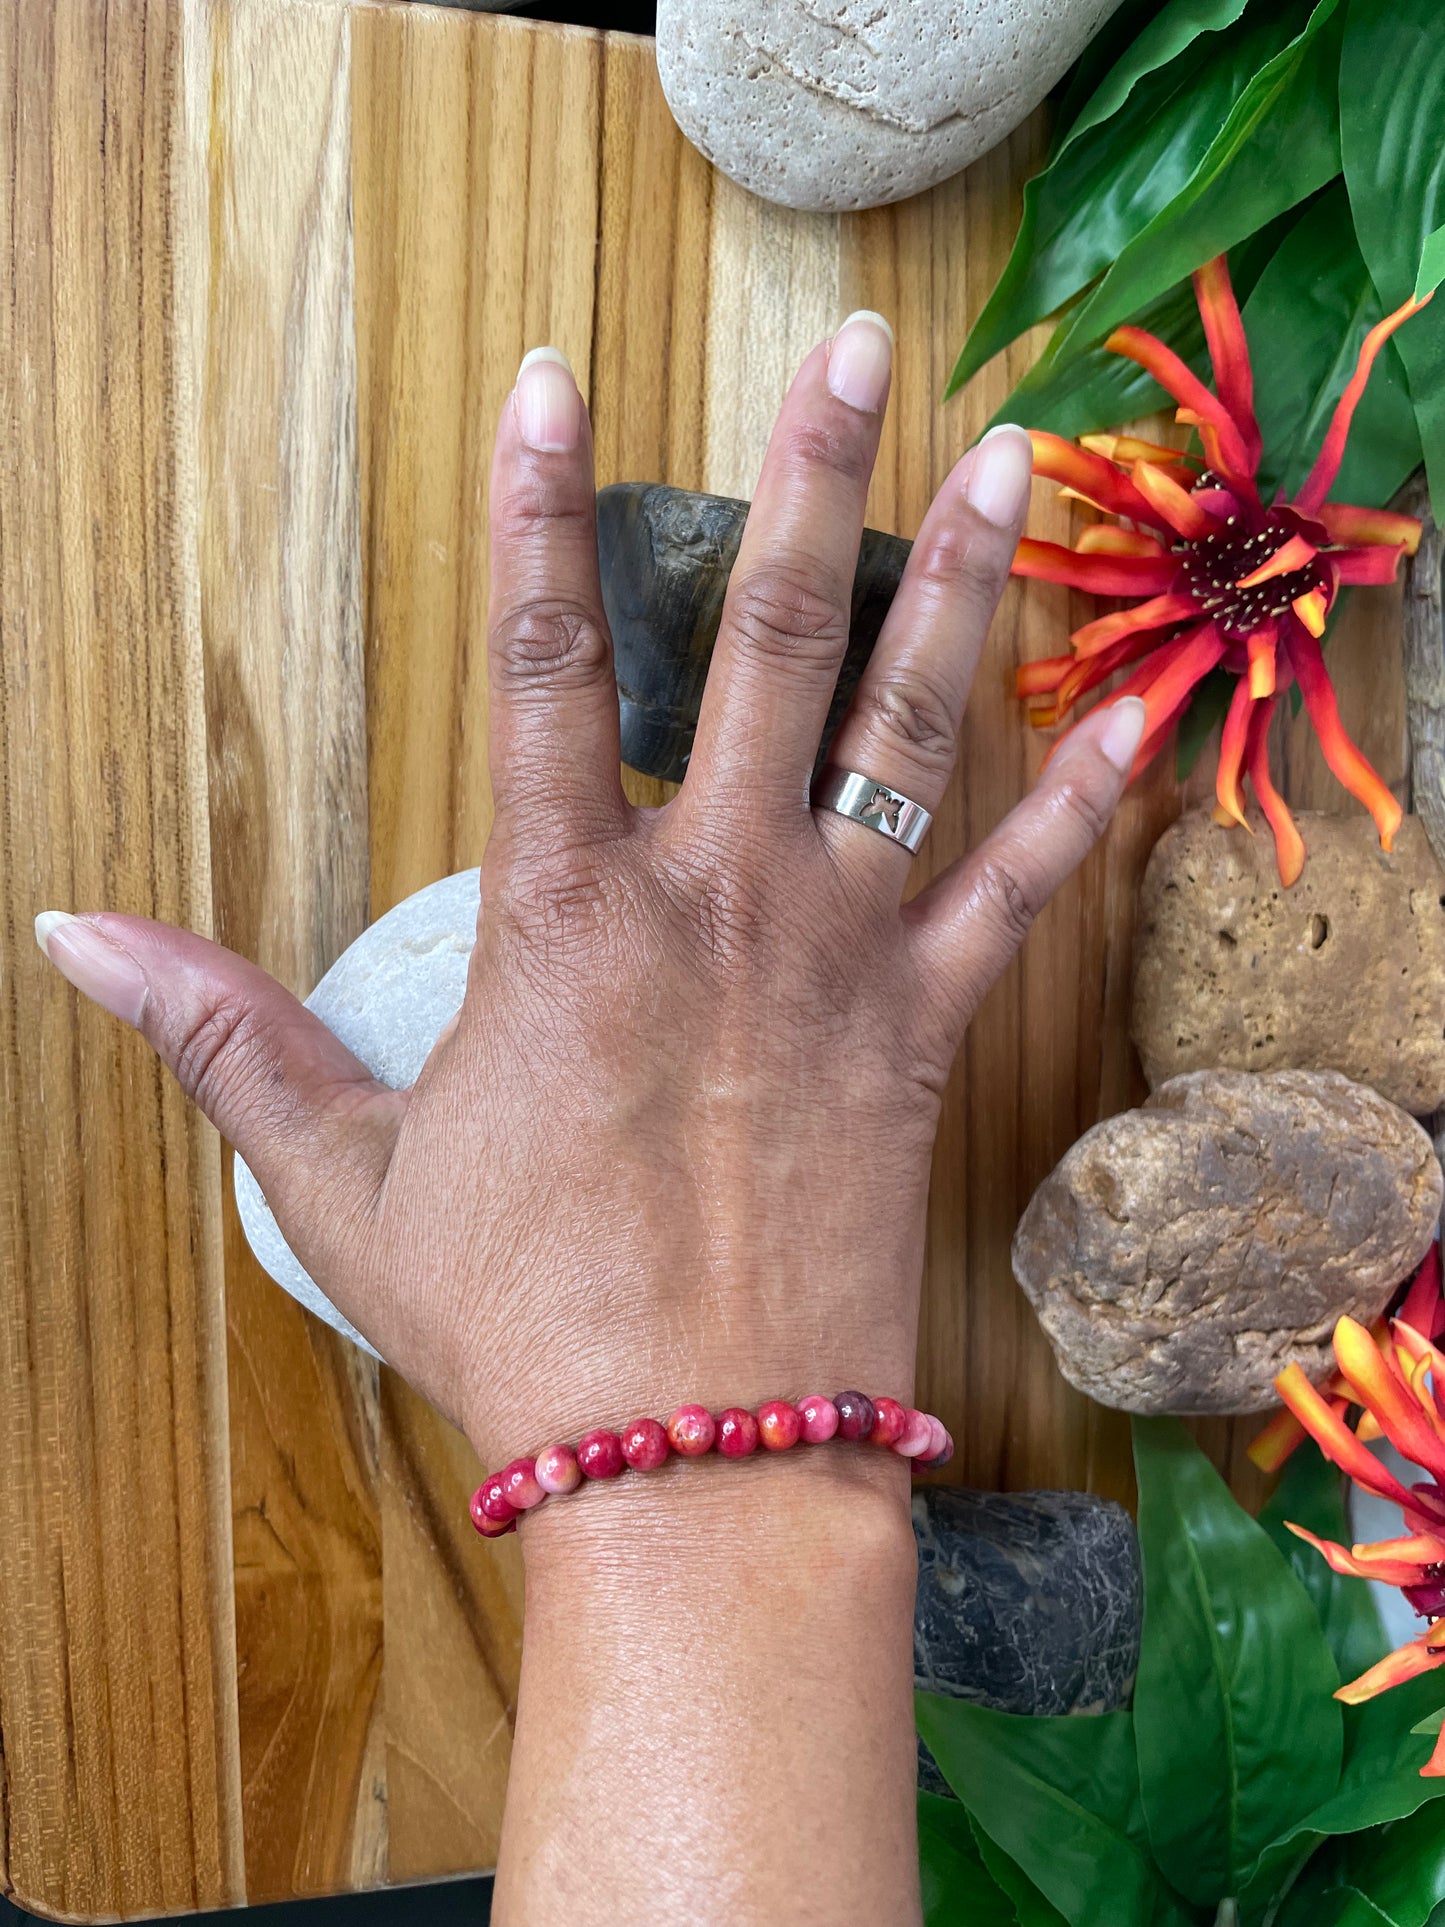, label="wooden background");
[0,0,1407,1915]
